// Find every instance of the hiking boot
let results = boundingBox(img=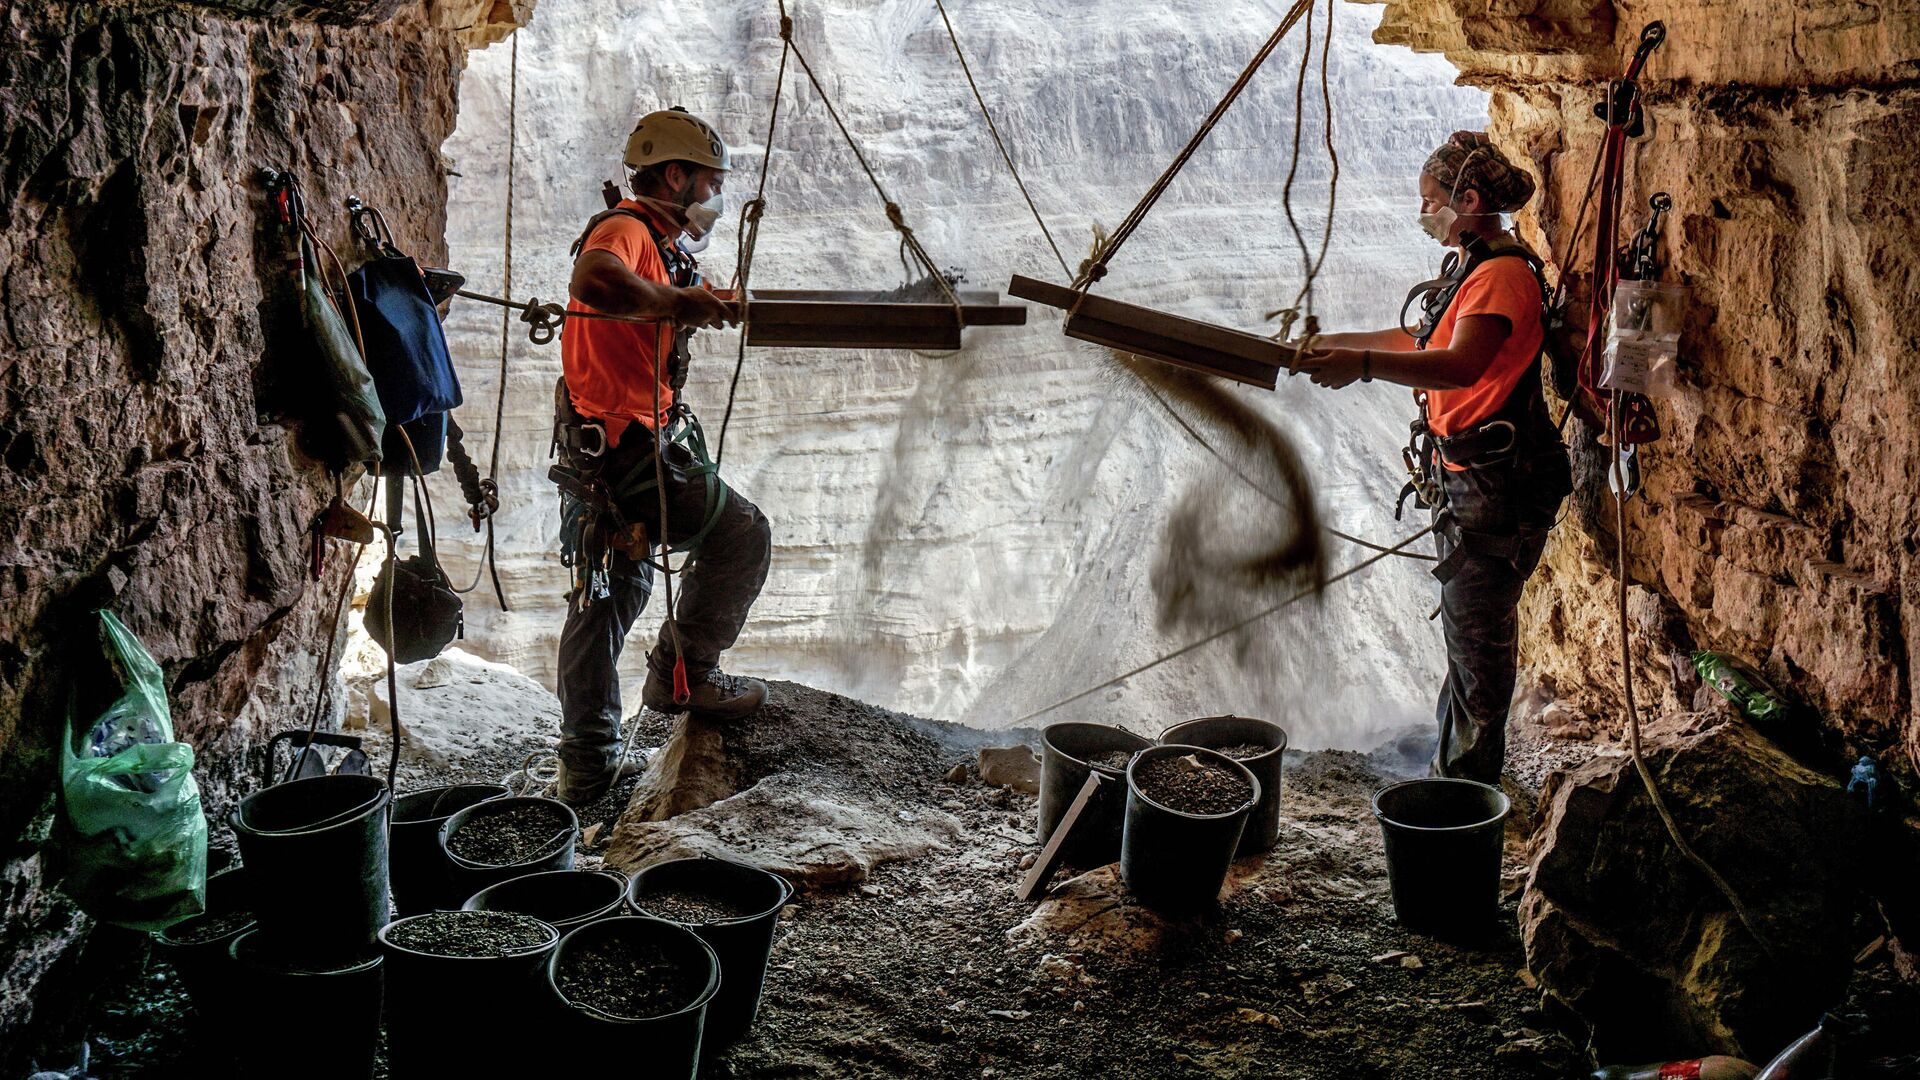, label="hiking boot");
[554,755,645,808]
[641,666,768,720]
